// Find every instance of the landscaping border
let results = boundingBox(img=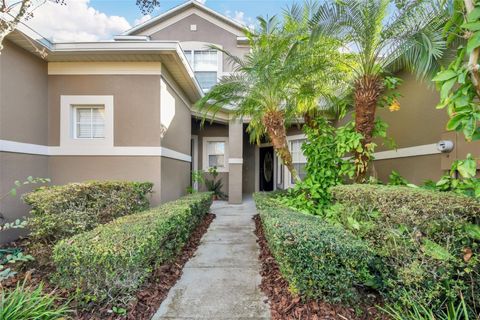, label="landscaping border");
[253,214,386,320]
